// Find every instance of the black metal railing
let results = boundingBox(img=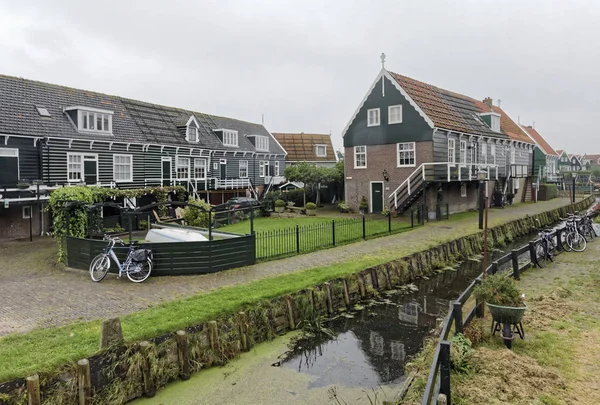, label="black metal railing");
[255,215,417,261]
